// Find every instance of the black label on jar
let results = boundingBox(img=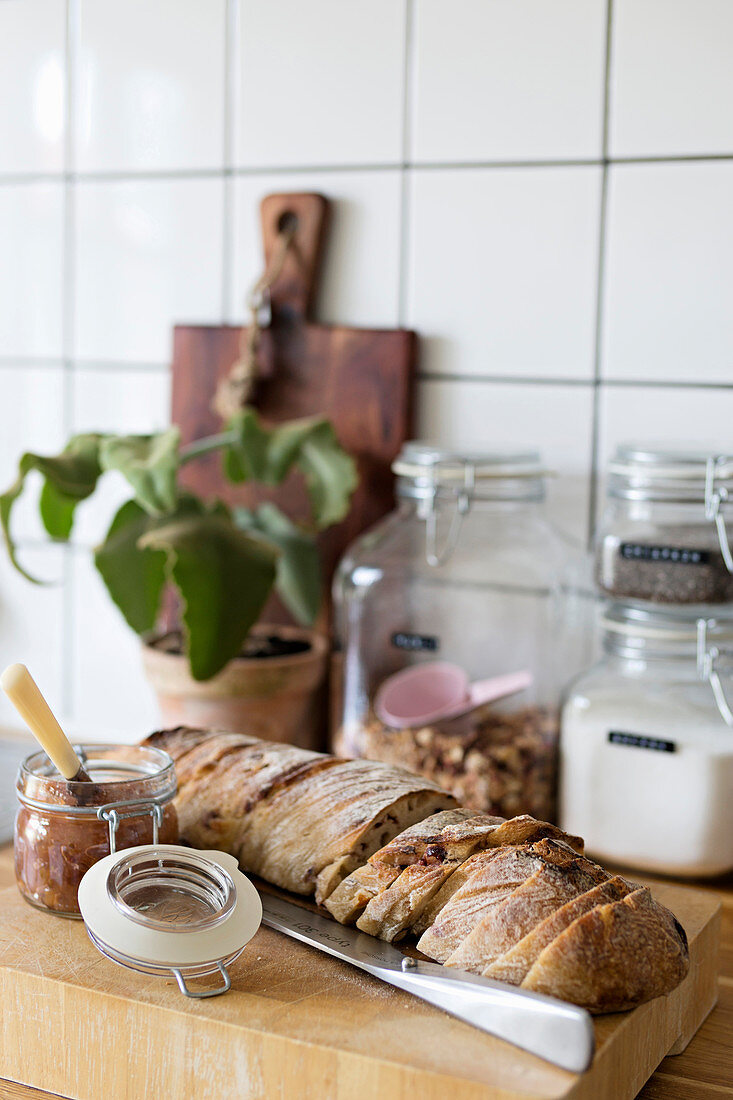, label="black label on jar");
[391,632,439,652]
[619,542,710,565]
[608,730,677,753]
